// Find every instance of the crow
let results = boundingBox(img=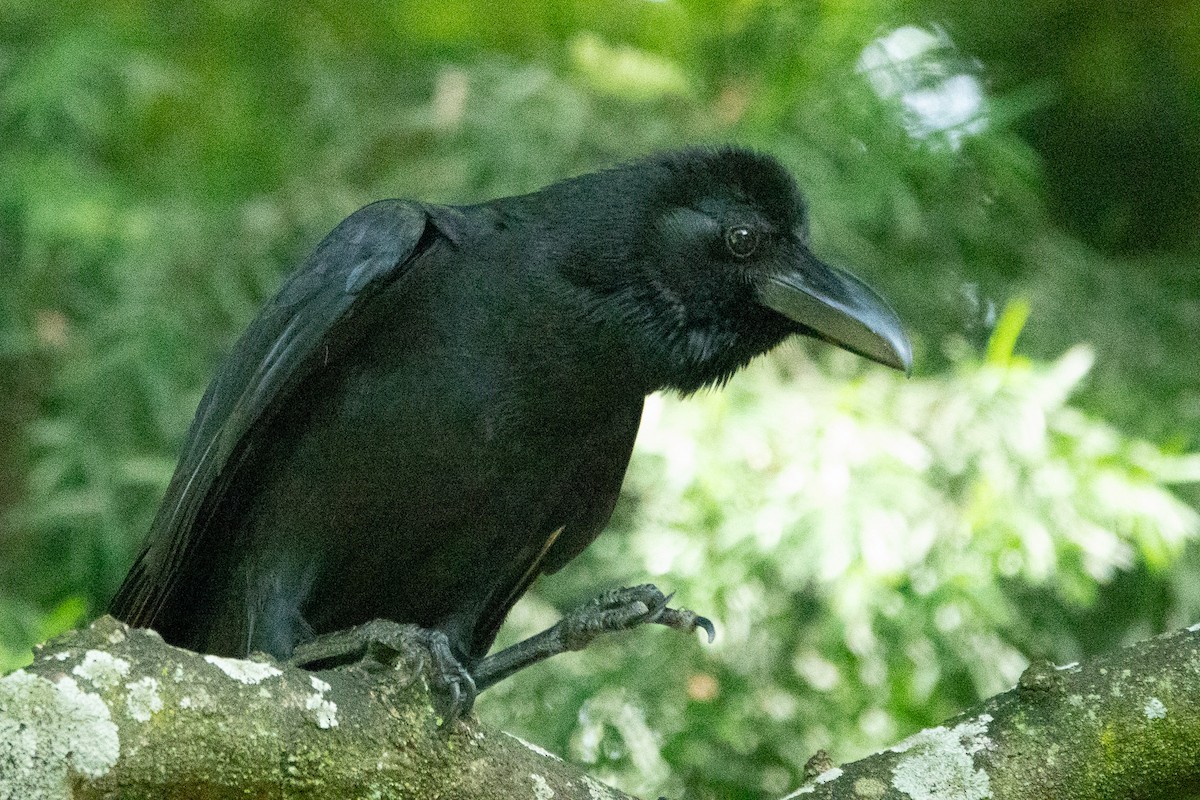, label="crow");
[110,147,910,715]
